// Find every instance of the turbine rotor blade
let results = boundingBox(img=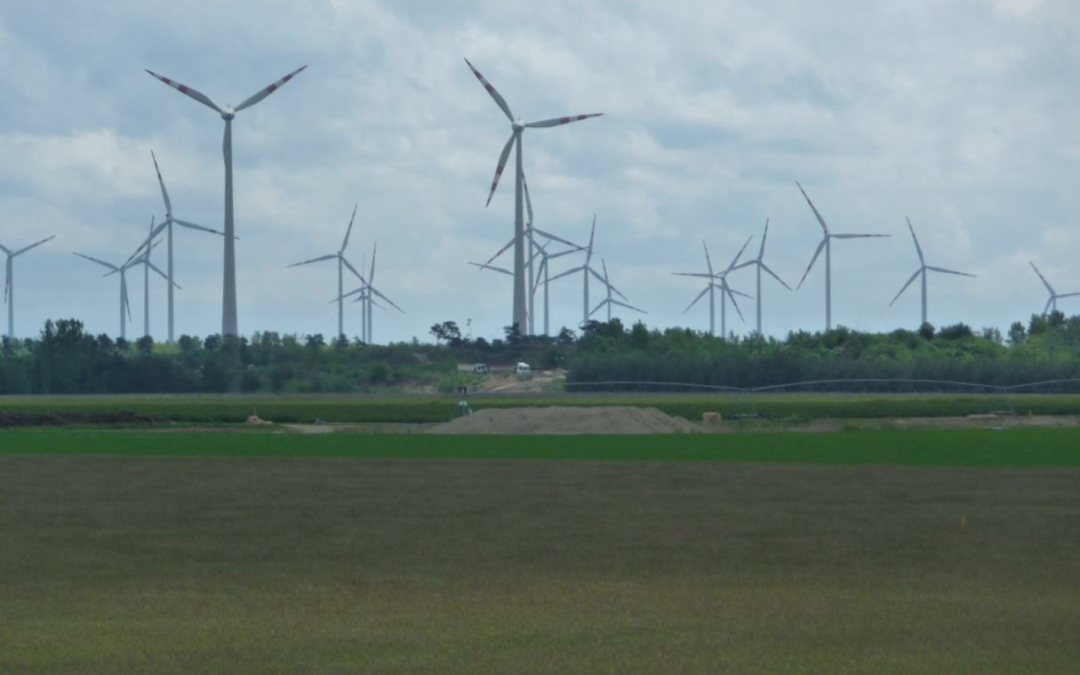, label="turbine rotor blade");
[463,58,514,121]
[341,204,358,253]
[524,113,603,129]
[150,150,172,215]
[367,284,404,314]
[546,265,584,284]
[234,65,307,112]
[728,235,753,271]
[683,285,710,314]
[758,218,769,260]
[724,284,746,322]
[531,227,582,250]
[288,253,338,268]
[906,217,924,264]
[146,261,181,289]
[796,181,829,234]
[611,299,646,314]
[480,238,515,268]
[926,266,975,277]
[759,262,792,290]
[797,239,827,289]
[469,261,513,277]
[74,252,119,272]
[703,240,714,276]
[1030,262,1055,294]
[12,235,56,257]
[145,70,222,113]
[341,257,367,284]
[174,219,227,237]
[522,171,534,225]
[889,269,922,306]
[485,133,516,207]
